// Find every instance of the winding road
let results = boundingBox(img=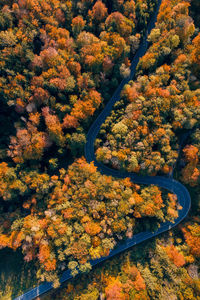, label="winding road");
[15,0,191,299]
